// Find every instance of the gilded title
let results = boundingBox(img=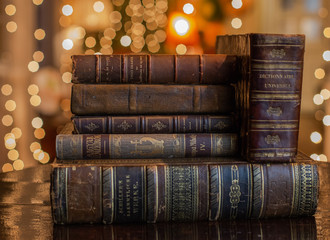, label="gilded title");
[86,135,102,158]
